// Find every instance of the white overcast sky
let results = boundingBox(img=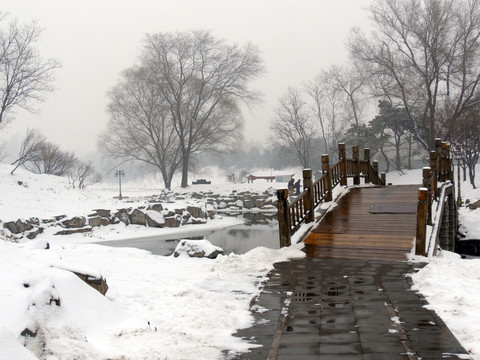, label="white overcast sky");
[1,0,372,158]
